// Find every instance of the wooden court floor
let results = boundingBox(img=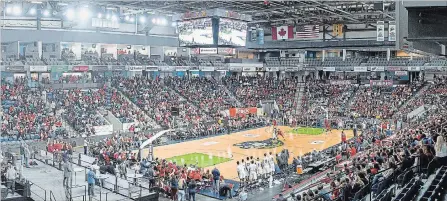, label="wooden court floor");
[154,126,354,180]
